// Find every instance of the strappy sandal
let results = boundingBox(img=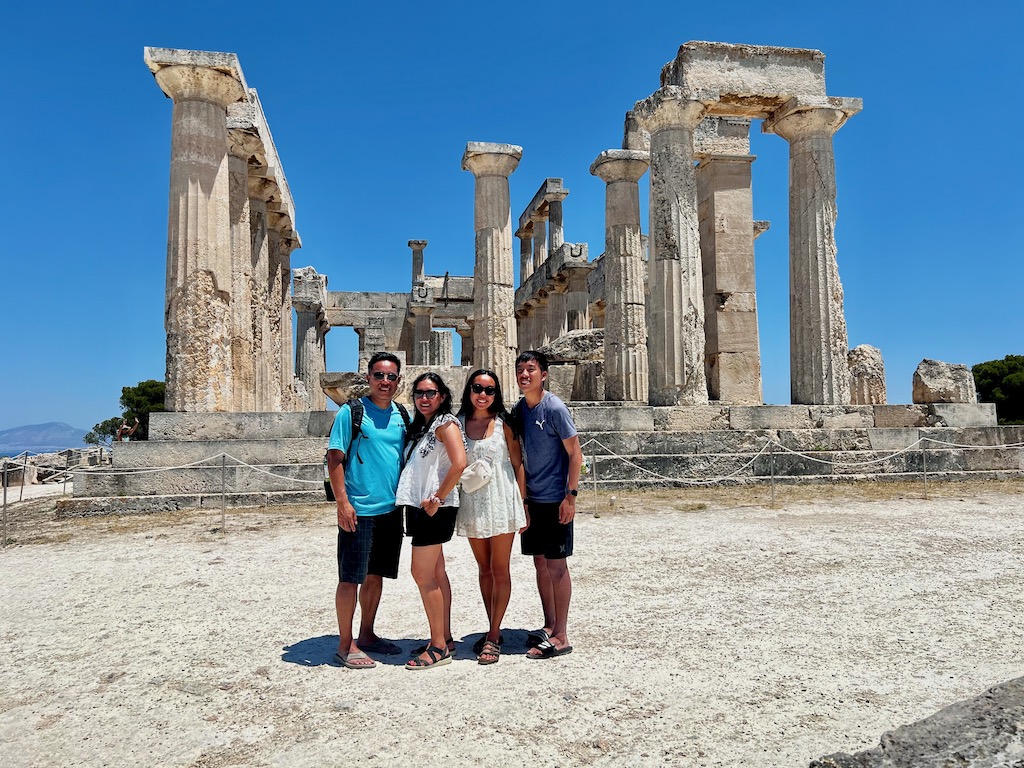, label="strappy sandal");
[472,633,504,655]
[413,637,455,655]
[405,644,452,670]
[476,640,501,665]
